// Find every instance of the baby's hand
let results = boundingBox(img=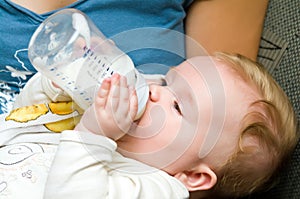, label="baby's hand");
[95,74,138,140]
[75,74,138,140]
